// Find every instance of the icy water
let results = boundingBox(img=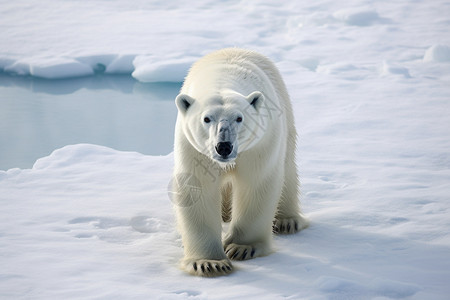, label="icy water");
[0,74,180,170]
